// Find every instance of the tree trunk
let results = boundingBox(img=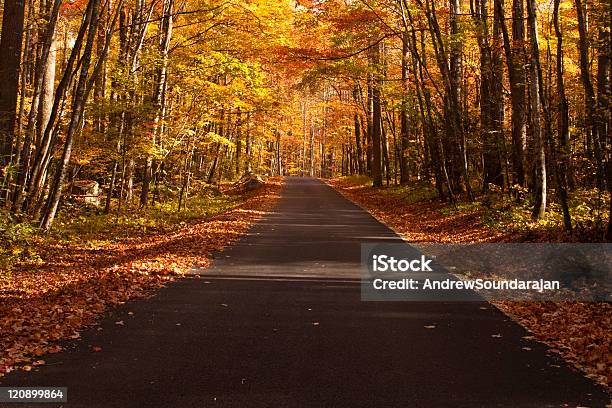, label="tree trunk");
[381,118,391,185]
[526,0,546,219]
[208,143,220,184]
[595,27,609,156]
[402,6,449,200]
[0,0,26,177]
[548,0,573,231]
[601,26,611,239]
[370,43,383,187]
[399,31,410,184]
[552,4,573,190]
[309,112,315,176]
[24,0,92,213]
[41,0,102,230]
[352,85,364,175]
[490,0,505,187]
[142,0,173,207]
[11,0,61,212]
[6,0,32,205]
[420,0,472,199]
[475,0,504,191]
[575,0,603,187]
[511,0,528,187]
[37,33,57,145]
[275,129,282,176]
[41,0,122,230]
[245,112,252,173]
[449,0,471,198]
[495,0,528,188]
[354,112,363,174]
[235,108,242,177]
[366,76,373,175]
[104,160,118,214]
